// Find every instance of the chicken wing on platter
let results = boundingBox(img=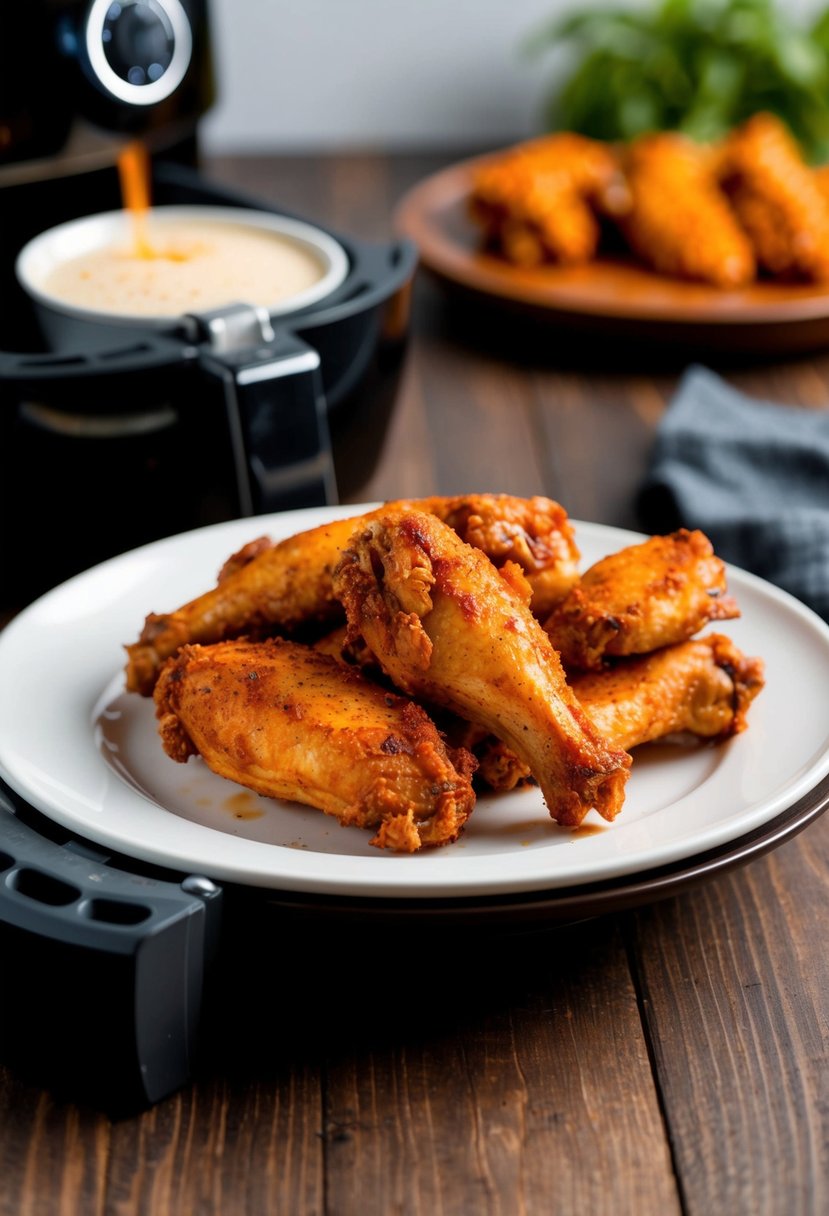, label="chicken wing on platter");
[333,509,631,827]
[125,494,580,696]
[544,529,739,672]
[469,133,629,266]
[618,132,756,287]
[154,638,477,852]
[571,634,765,752]
[719,112,829,282]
